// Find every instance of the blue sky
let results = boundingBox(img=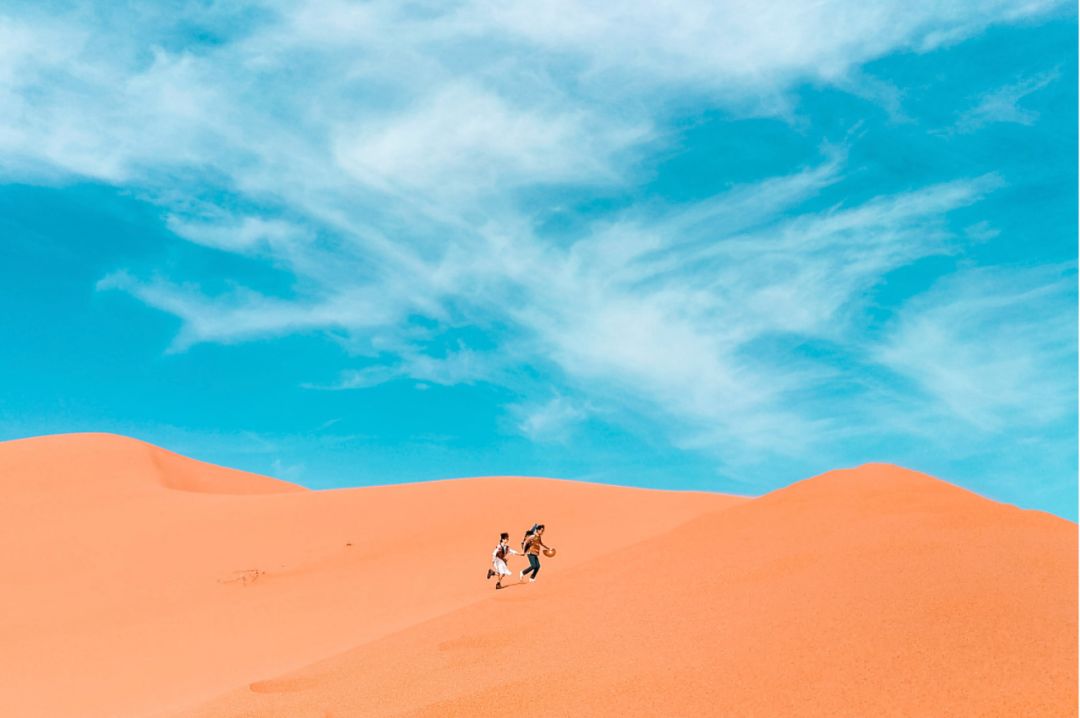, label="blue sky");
[1,1,1076,519]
